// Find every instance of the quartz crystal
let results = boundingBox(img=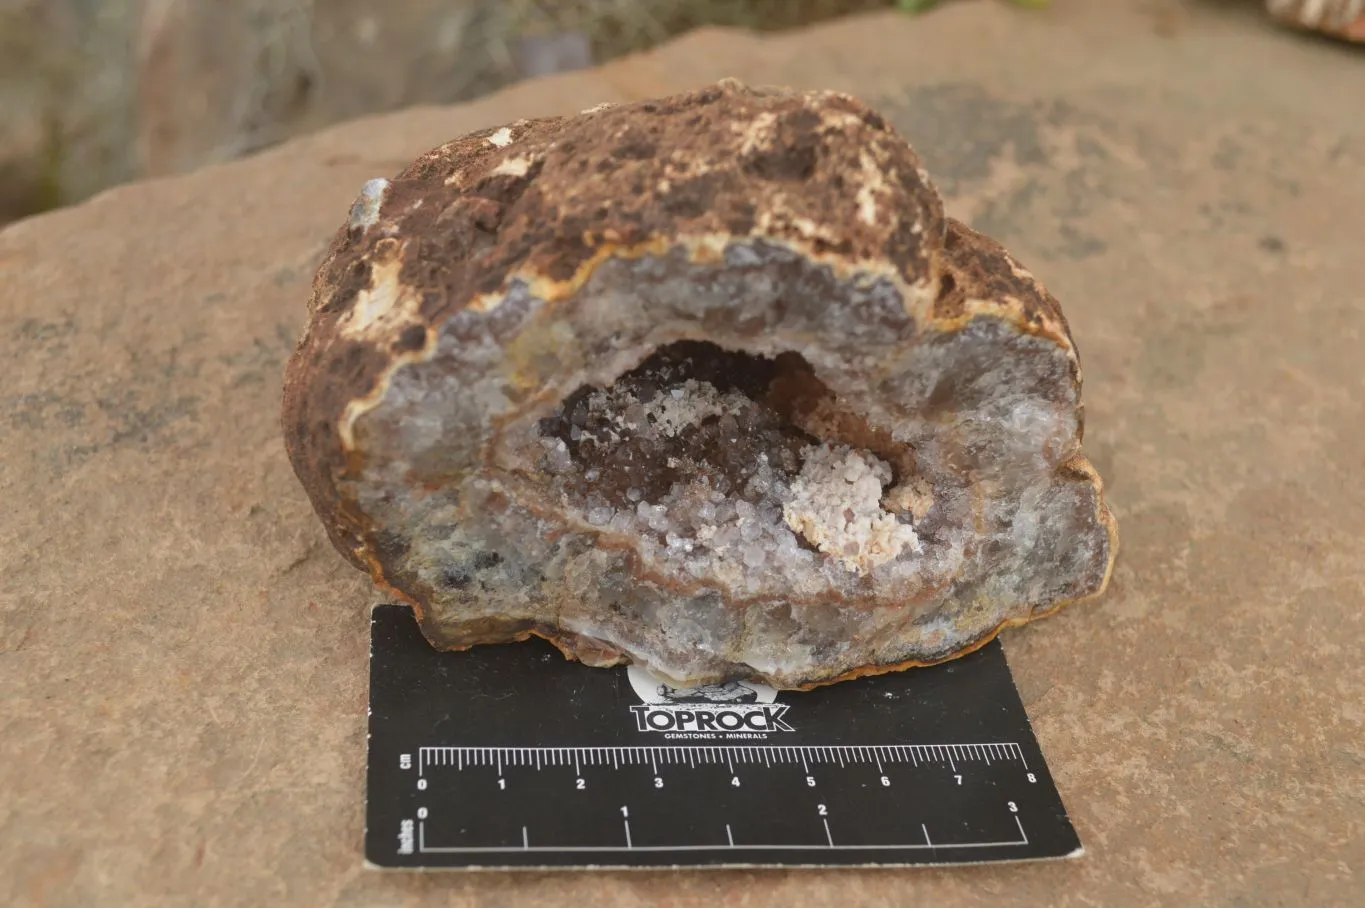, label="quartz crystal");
[282,79,1118,688]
